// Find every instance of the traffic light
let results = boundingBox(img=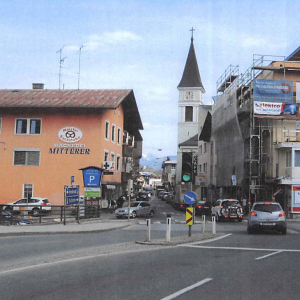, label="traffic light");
[182,152,193,182]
